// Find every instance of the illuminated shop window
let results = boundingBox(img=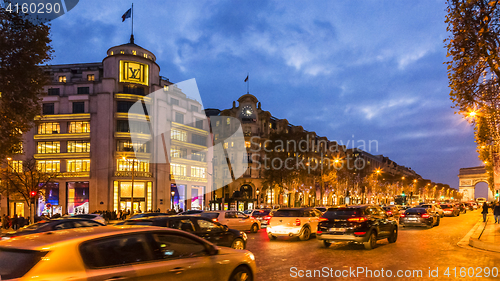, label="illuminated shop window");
[117,159,150,172]
[170,164,186,176]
